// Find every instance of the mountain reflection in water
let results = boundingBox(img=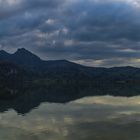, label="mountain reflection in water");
[0,96,140,140]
